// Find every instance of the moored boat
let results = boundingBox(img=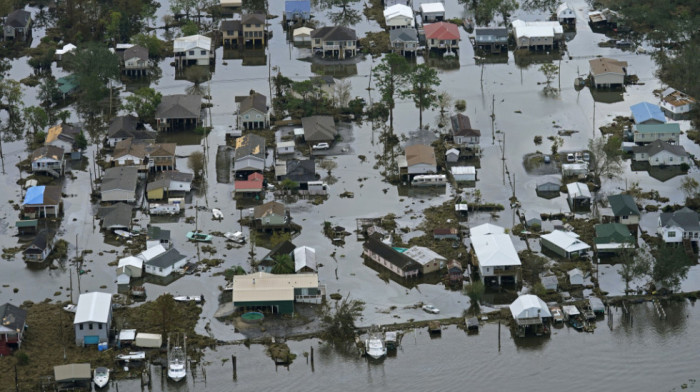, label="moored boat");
[167,346,187,382]
[174,295,204,303]
[385,331,398,351]
[93,367,109,388]
[549,306,564,324]
[186,231,212,242]
[116,351,146,361]
[364,327,387,359]
[224,231,246,243]
[212,208,223,220]
[114,230,133,238]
